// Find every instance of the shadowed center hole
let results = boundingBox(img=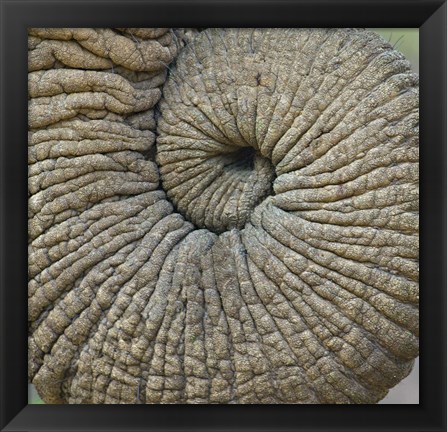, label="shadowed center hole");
[223,146,257,170]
